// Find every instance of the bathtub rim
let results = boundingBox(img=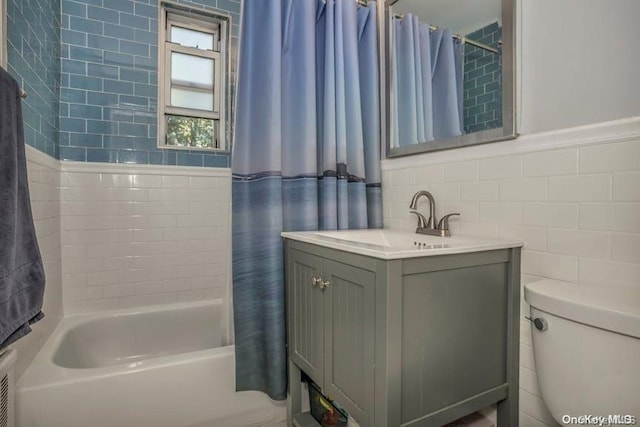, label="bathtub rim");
[18,299,231,391]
